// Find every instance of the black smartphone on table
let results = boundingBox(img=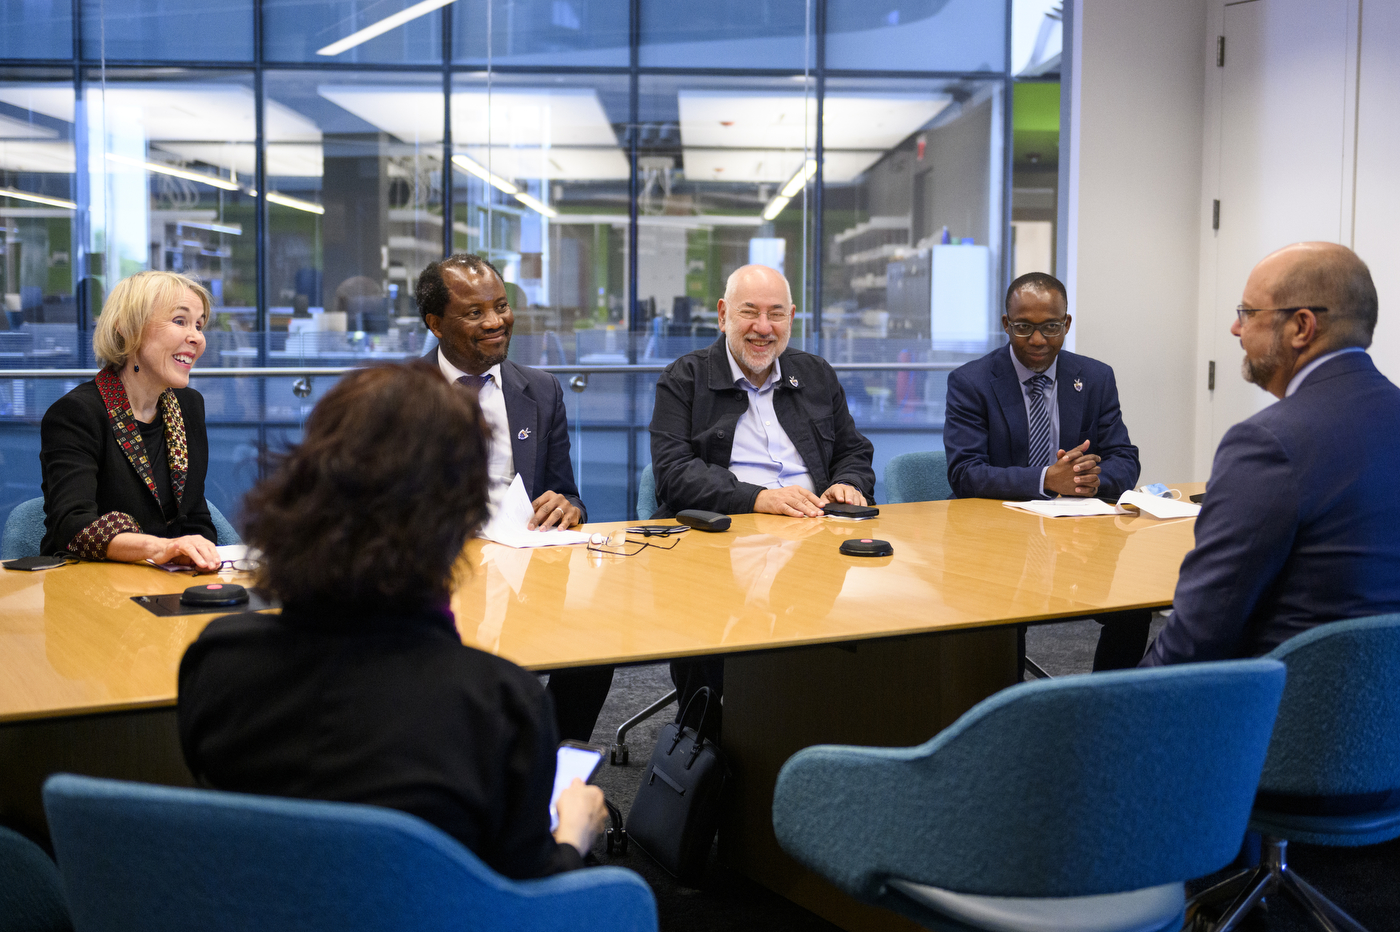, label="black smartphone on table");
[822,502,879,519]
